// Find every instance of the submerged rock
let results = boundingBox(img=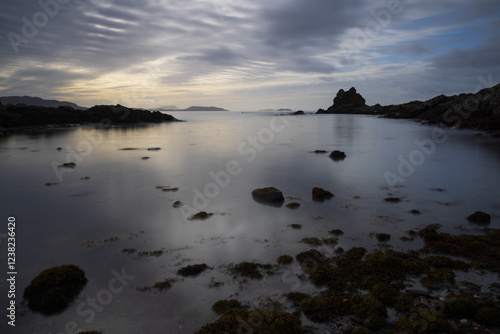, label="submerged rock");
[23,265,88,315]
[58,162,76,168]
[466,211,491,225]
[147,147,161,151]
[312,187,334,201]
[251,187,285,205]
